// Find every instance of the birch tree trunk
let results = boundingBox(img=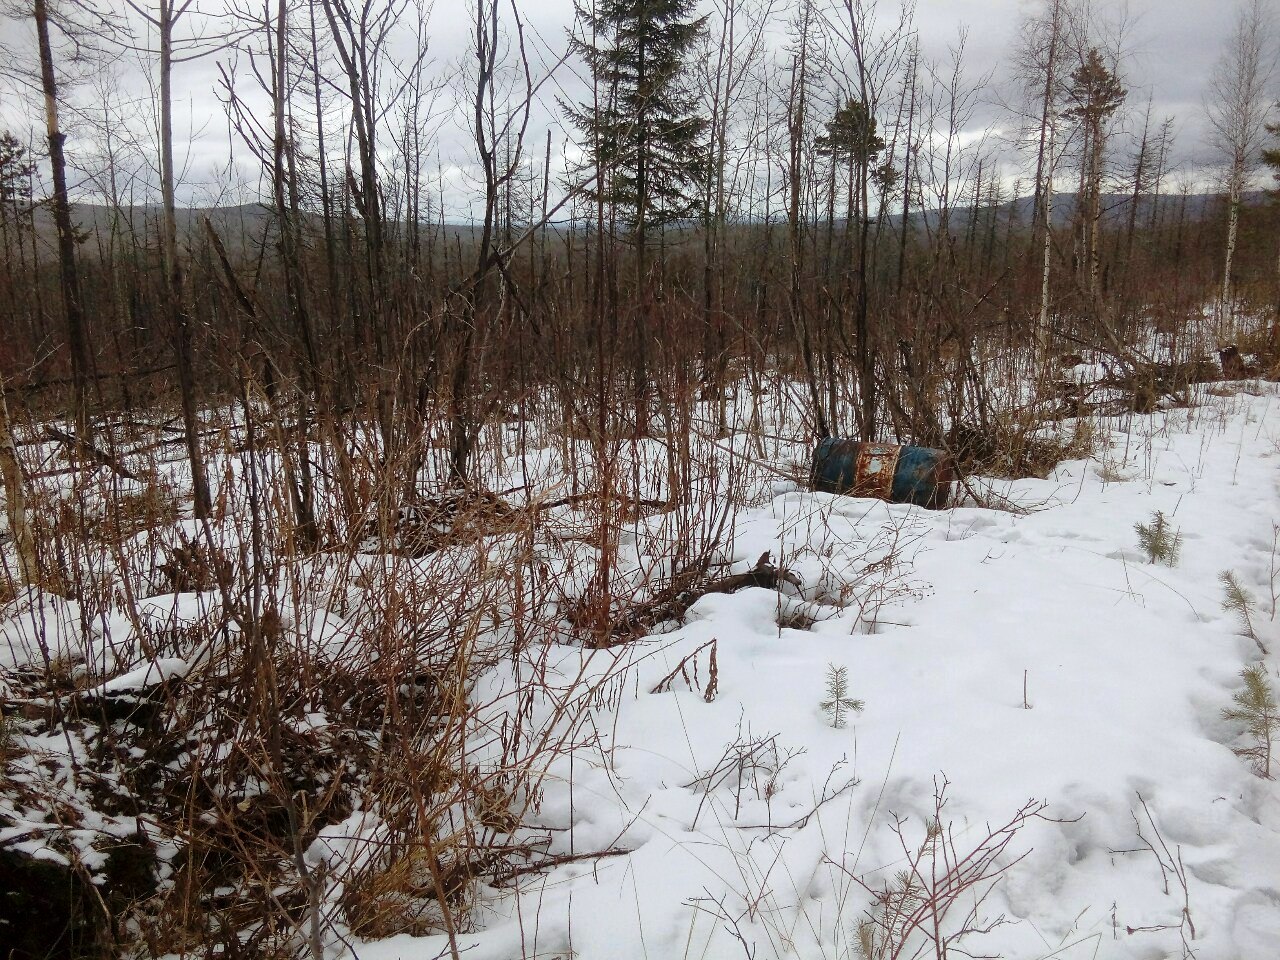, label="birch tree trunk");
[1207,0,1274,325]
[1039,118,1055,352]
[1222,167,1243,322]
